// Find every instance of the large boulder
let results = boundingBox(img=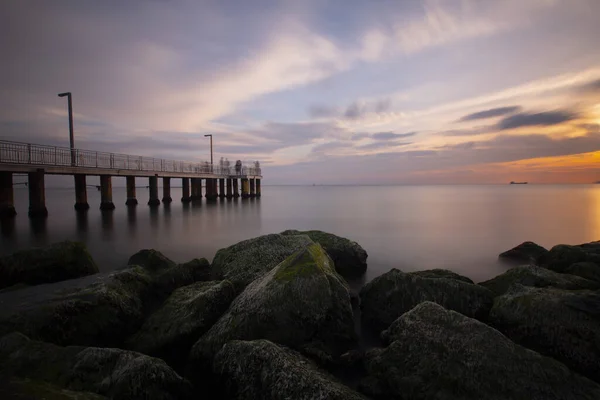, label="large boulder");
[281,230,368,278]
[498,241,548,264]
[127,248,176,272]
[408,269,473,283]
[213,339,368,400]
[211,233,315,291]
[360,268,493,334]
[489,285,600,383]
[0,332,192,400]
[479,265,600,295]
[127,280,236,368]
[539,244,600,273]
[359,302,600,400]
[0,241,99,290]
[191,243,356,368]
[564,262,600,282]
[0,376,107,400]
